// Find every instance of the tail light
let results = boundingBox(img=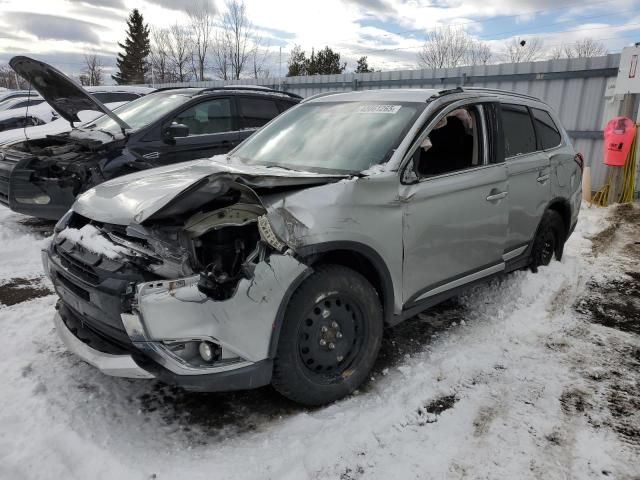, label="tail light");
[574,153,584,172]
